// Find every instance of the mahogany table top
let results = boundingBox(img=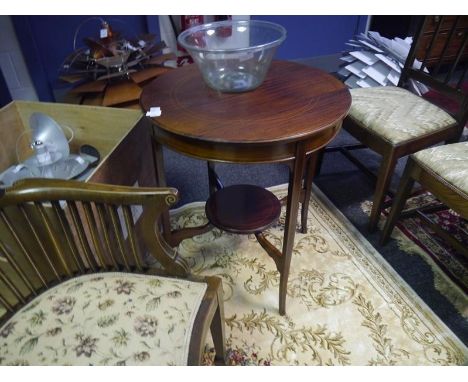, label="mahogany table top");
[140,61,351,145]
